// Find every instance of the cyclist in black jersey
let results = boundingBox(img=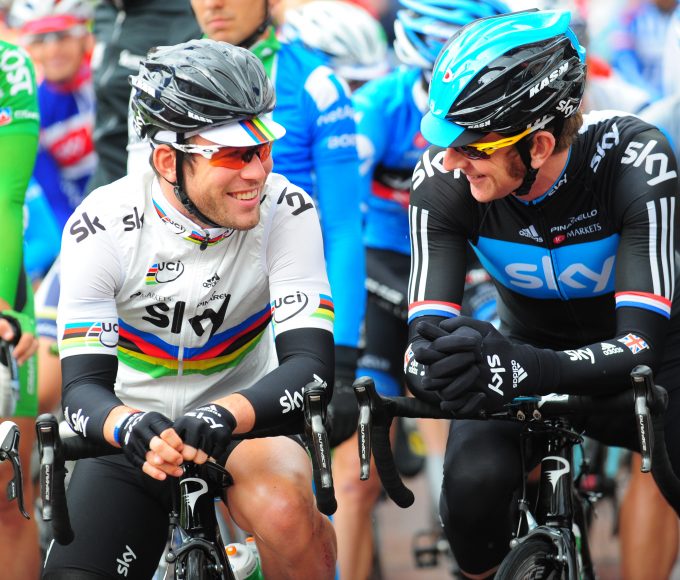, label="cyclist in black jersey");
[404,9,680,578]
